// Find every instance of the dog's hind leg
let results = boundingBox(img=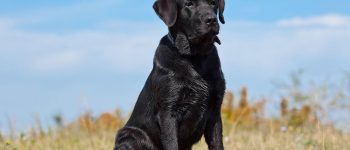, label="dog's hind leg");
[114,126,157,150]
